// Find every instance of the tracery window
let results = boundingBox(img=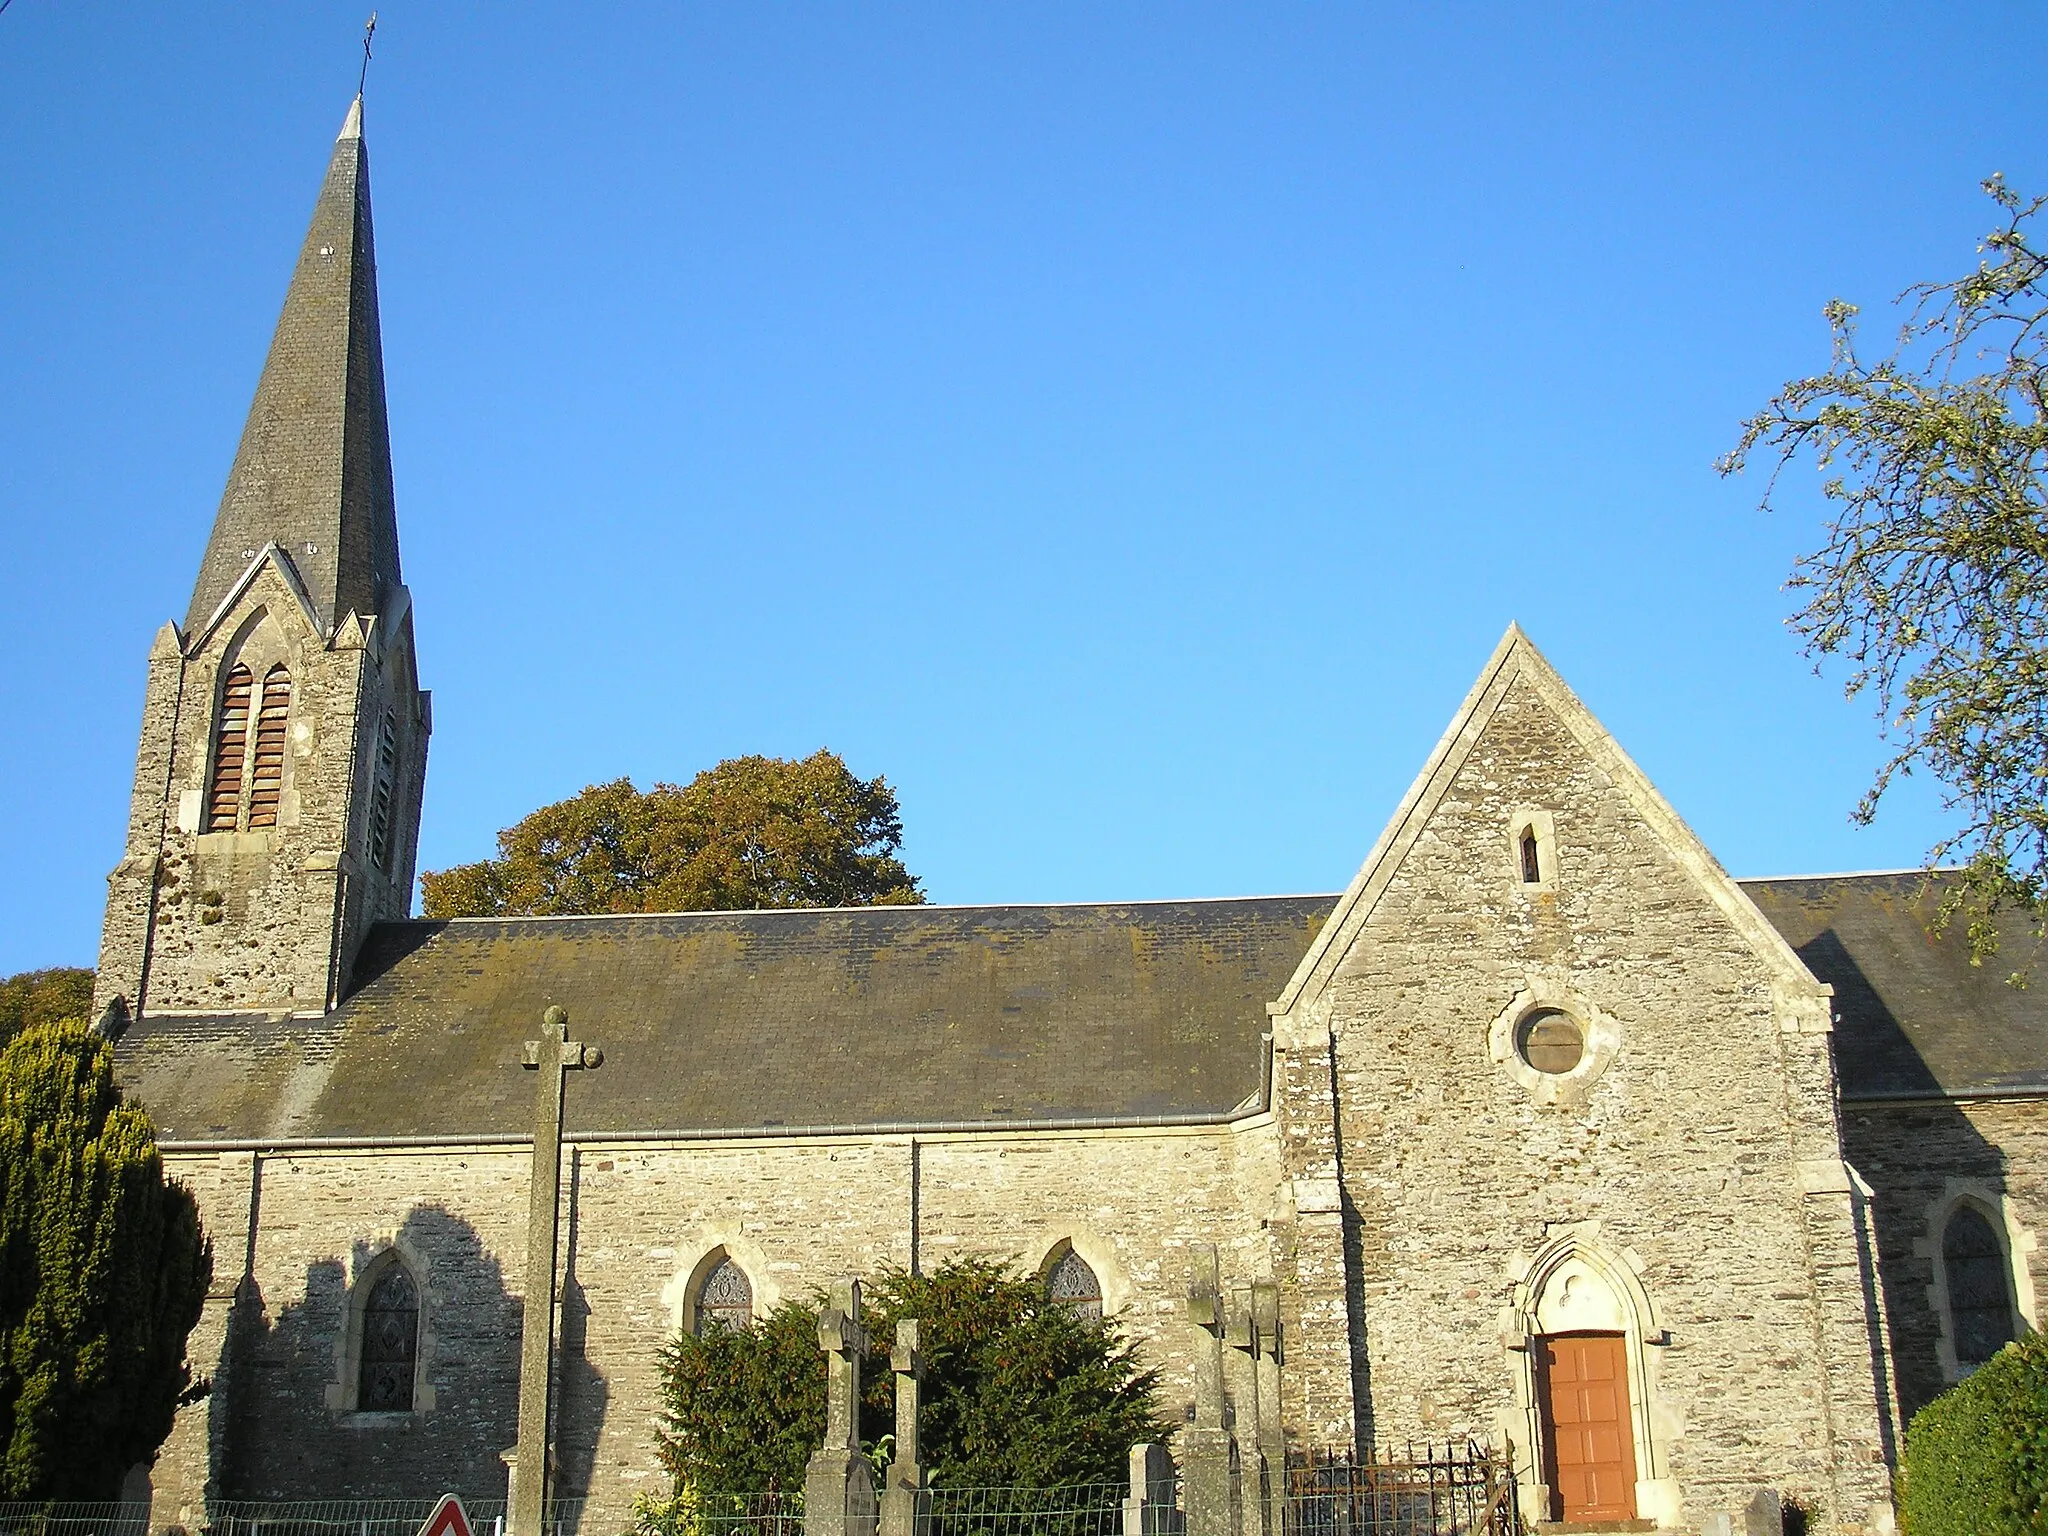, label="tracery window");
[1046,1247,1103,1321]
[694,1256,753,1335]
[206,665,254,831]
[1945,1204,2019,1370]
[356,1264,420,1411]
[247,666,292,829]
